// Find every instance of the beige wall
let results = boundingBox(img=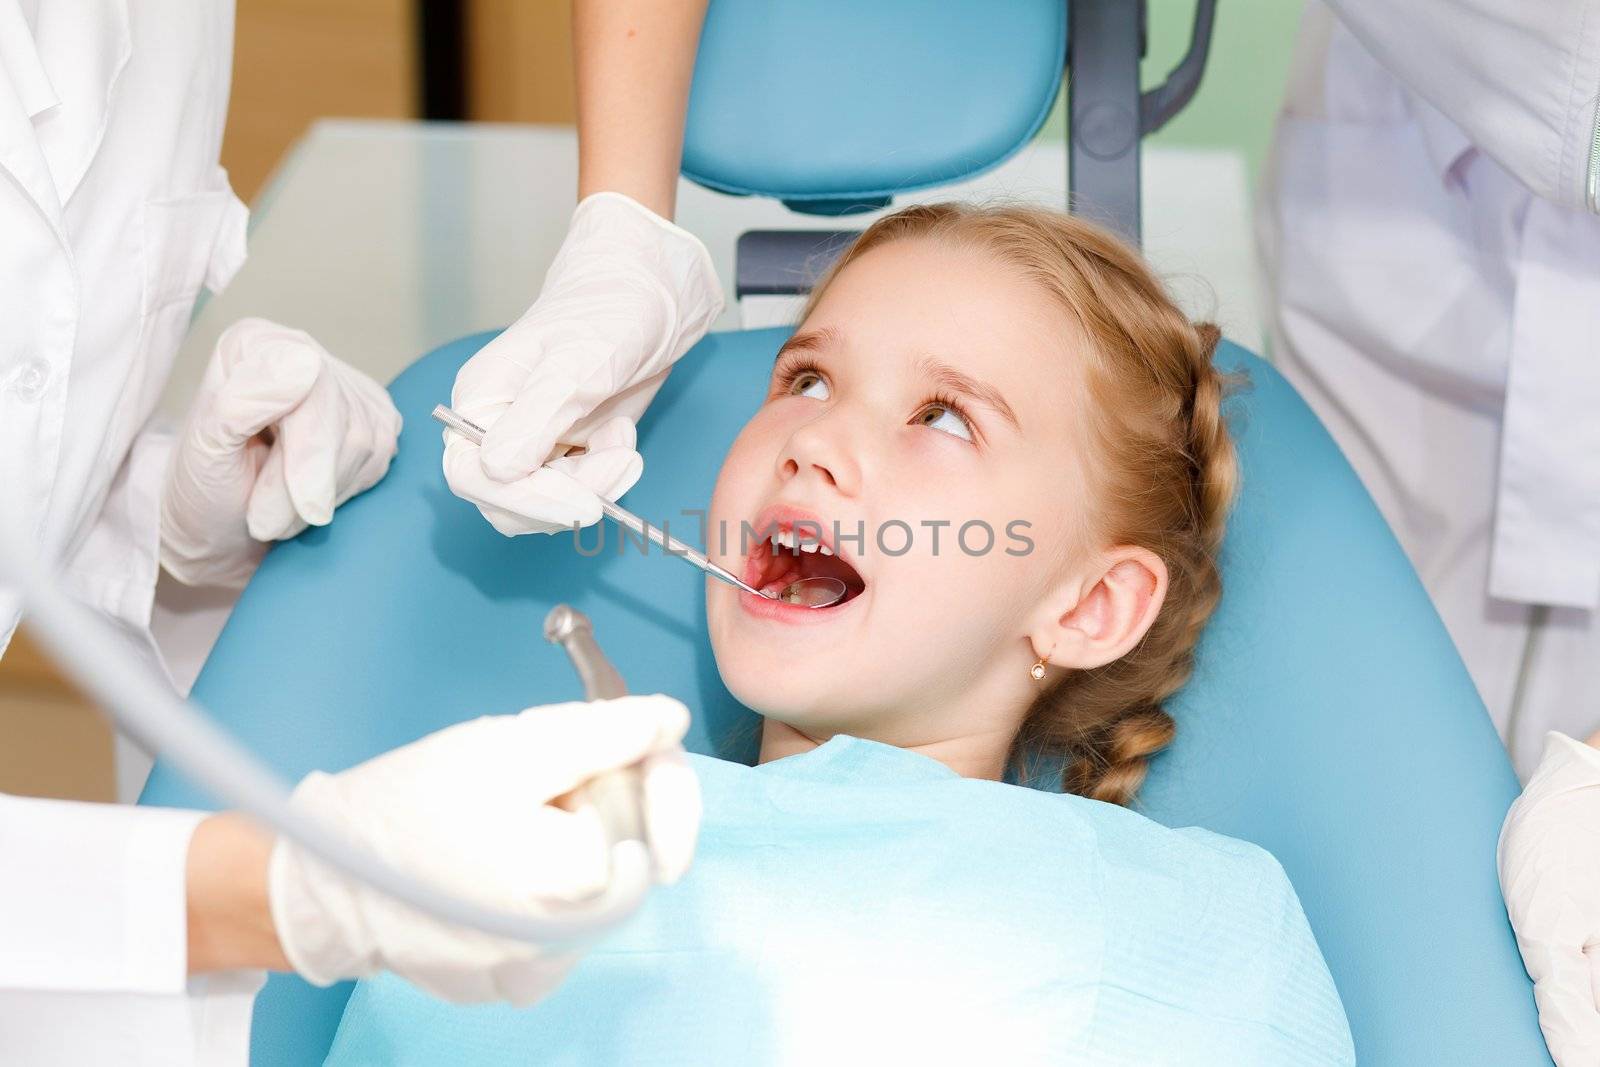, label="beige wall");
[0,631,114,802]
[226,0,579,202]
[225,0,418,202]
[468,1,576,125]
